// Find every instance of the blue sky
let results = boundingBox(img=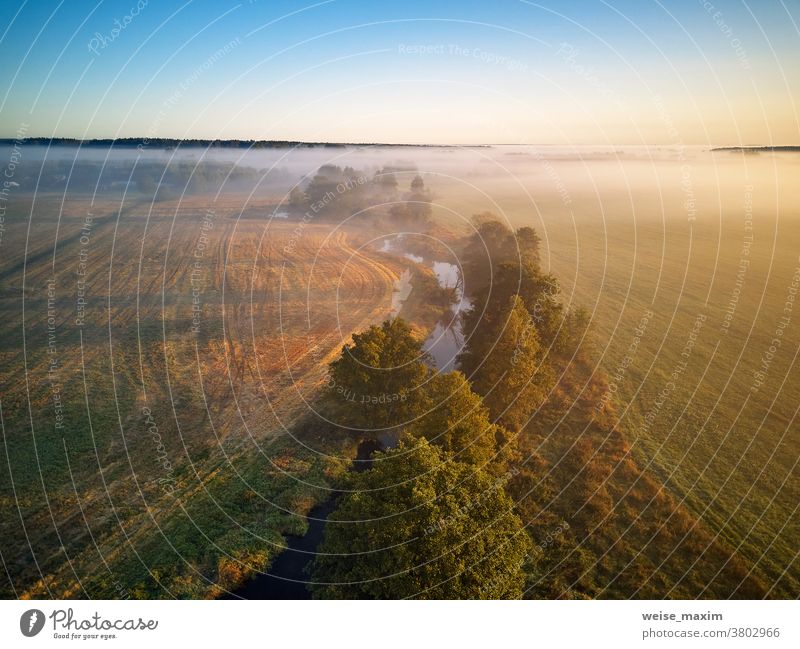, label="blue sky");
[1,0,798,143]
